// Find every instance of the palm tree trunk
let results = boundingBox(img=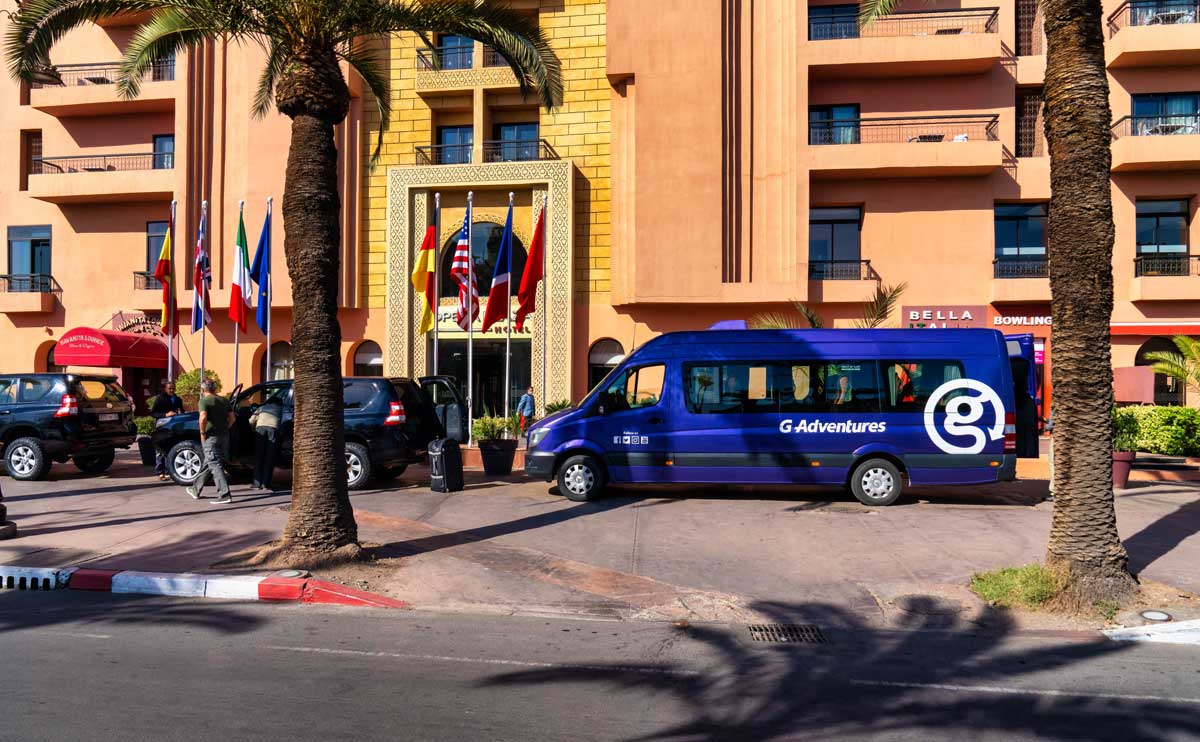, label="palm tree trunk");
[1042,0,1135,603]
[277,59,357,553]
